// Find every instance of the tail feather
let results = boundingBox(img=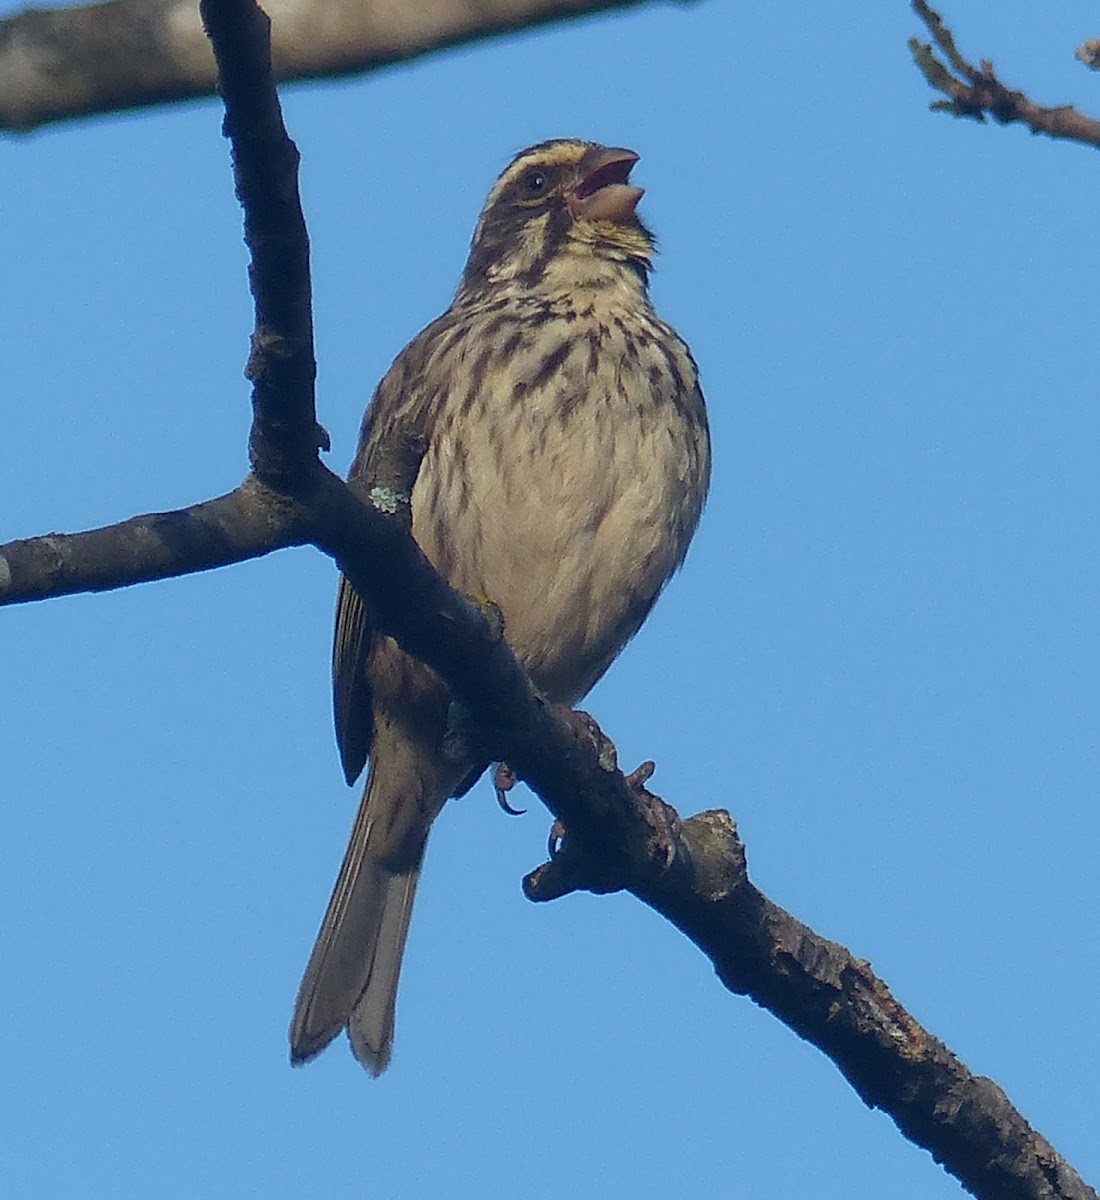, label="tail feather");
[346,868,420,1074]
[290,760,426,1072]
